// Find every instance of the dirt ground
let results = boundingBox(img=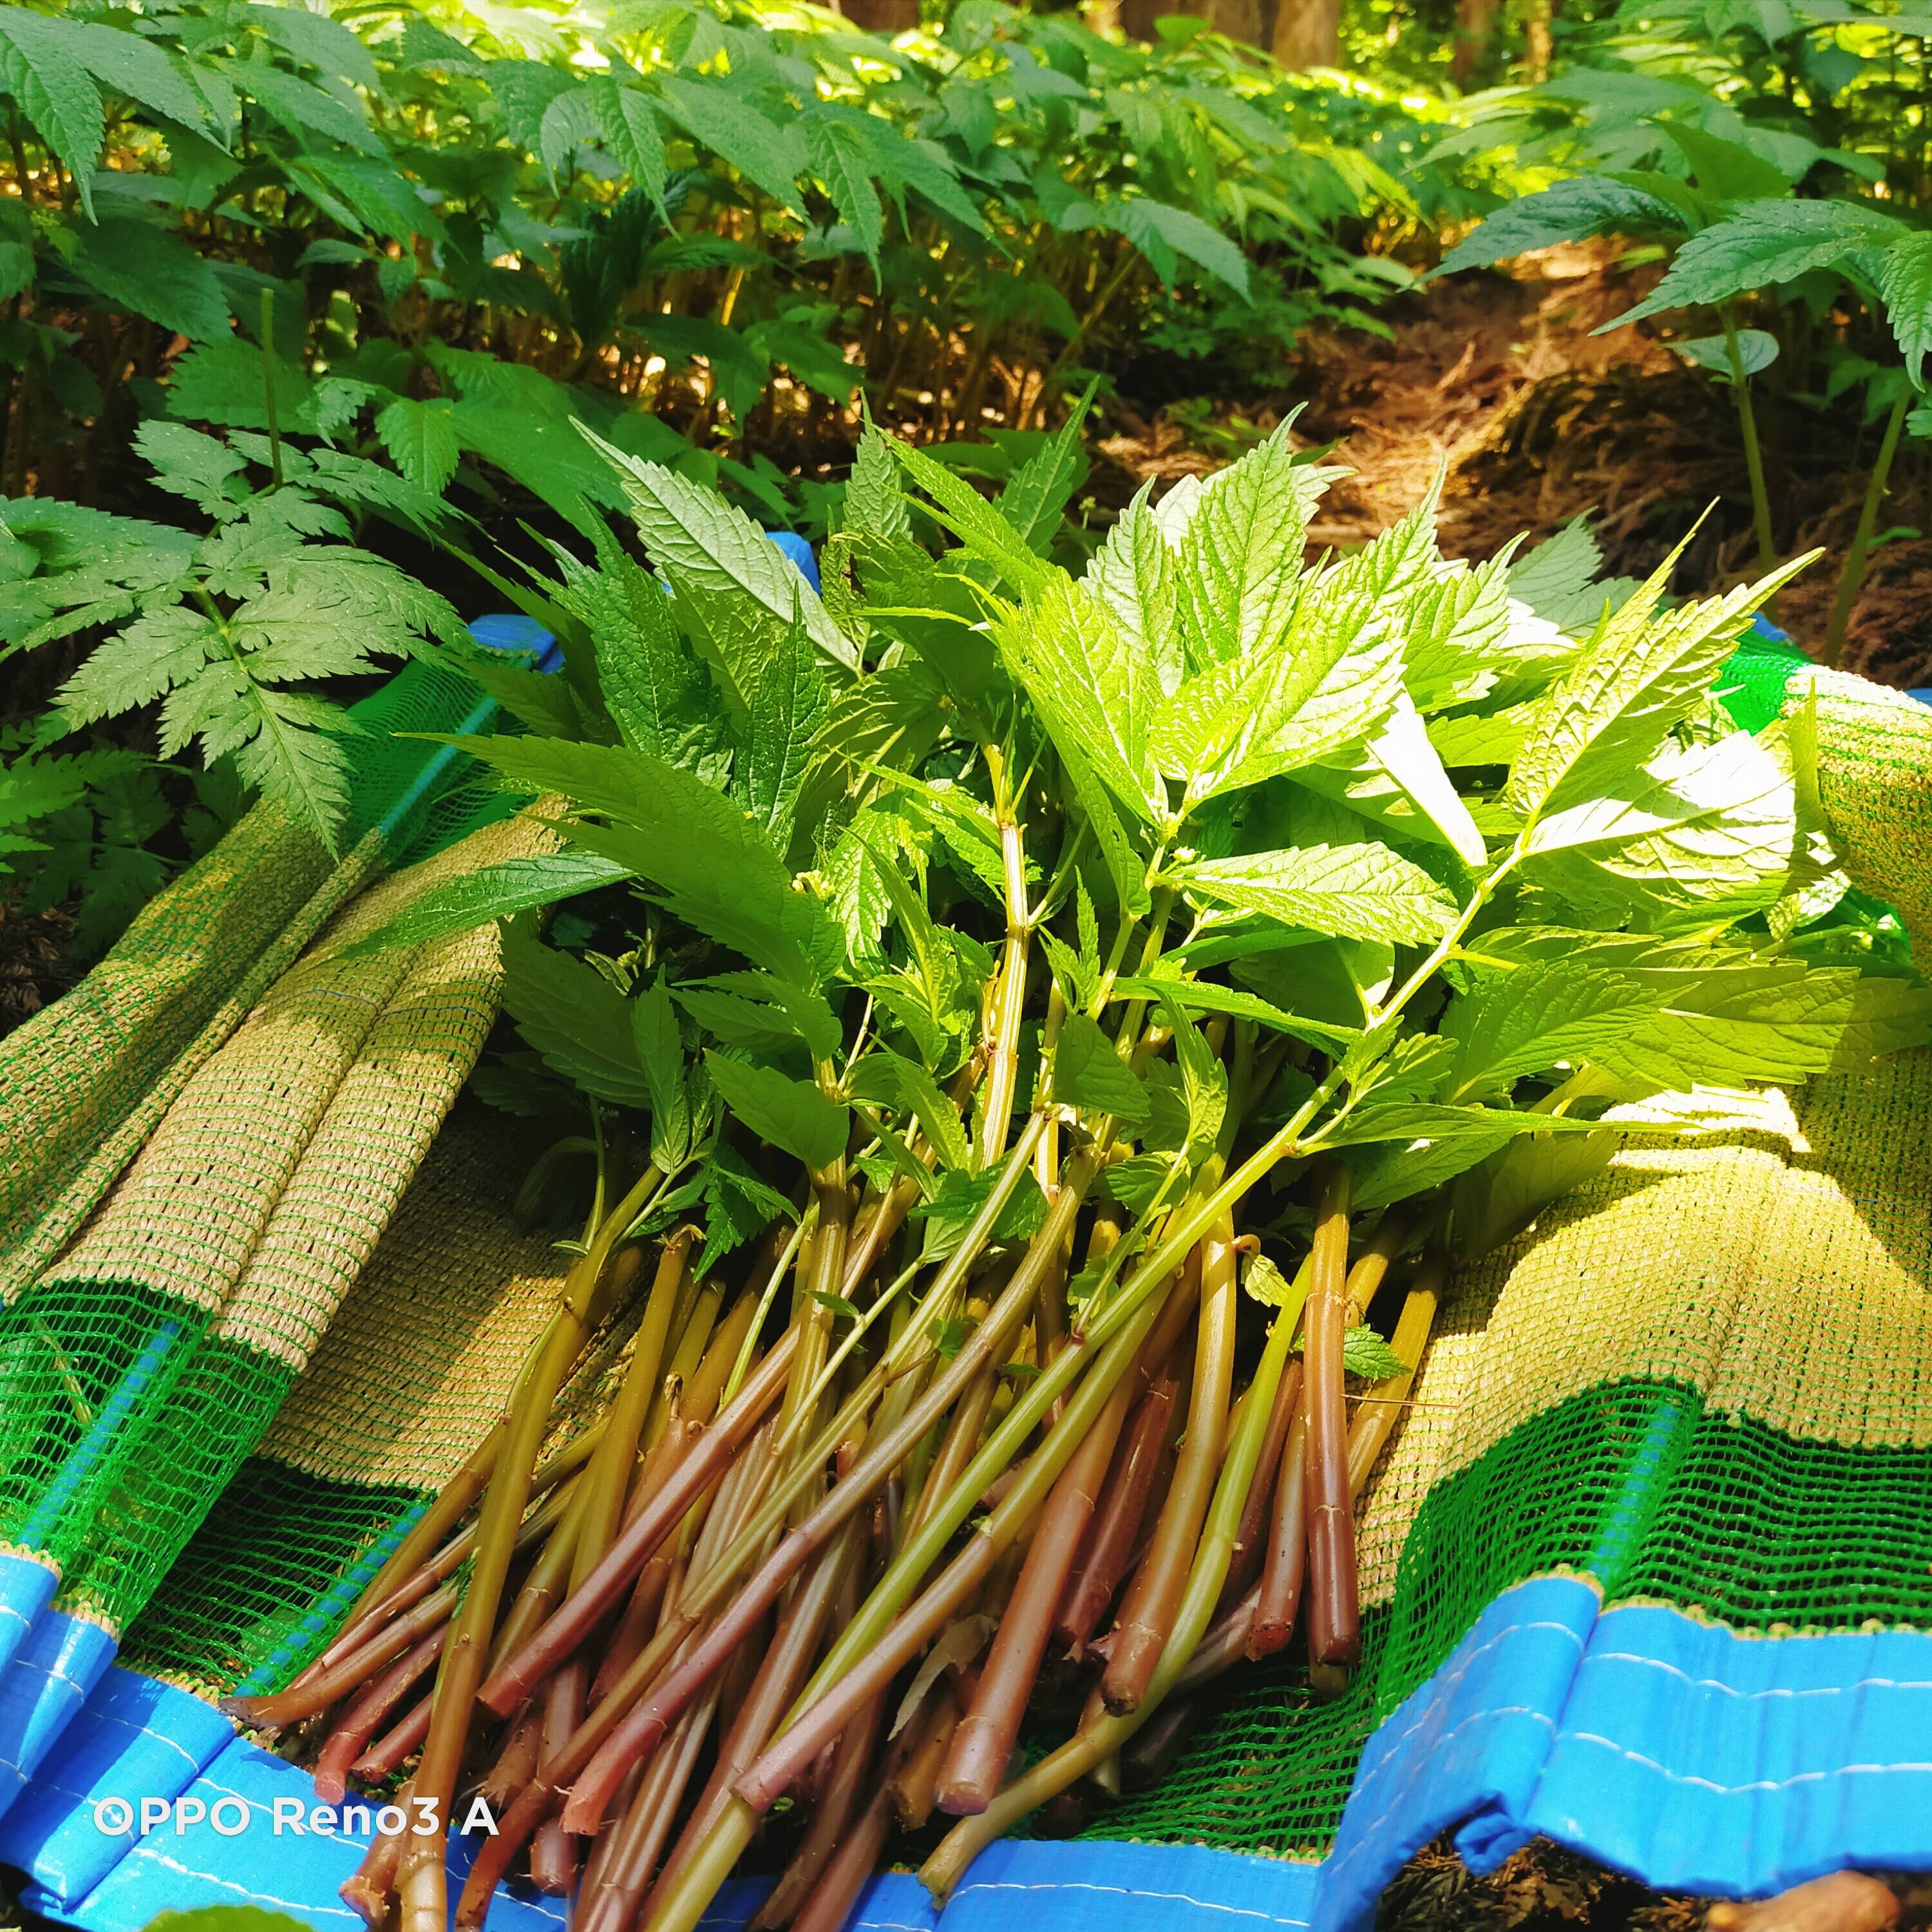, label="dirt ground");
[1376,1844,1932,1932]
[1097,242,1932,692]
